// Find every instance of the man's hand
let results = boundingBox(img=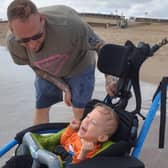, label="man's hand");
[77,139,94,160]
[105,75,118,96]
[32,68,73,106]
[69,119,81,130]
